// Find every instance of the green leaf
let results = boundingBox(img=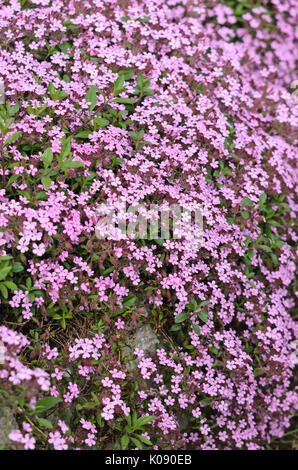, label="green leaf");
[0,266,12,281]
[0,256,13,261]
[121,435,129,450]
[136,74,144,88]
[170,324,181,332]
[48,82,55,97]
[259,193,267,205]
[56,90,67,100]
[59,41,72,53]
[175,312,189,323]
[17,189,32,201]
[197,310,208,323]
[209,346,219,355]
[138,129,144,139]
[118,69,134,80]
[137,16,150,23]
[0,284,8,299]
[81,401,97,409]
[280,203,290,213]
[12,262,24,273]
[112,98,137,104]
[6,174,19,185]
[8,104,20,116]
[36,418,53,429]
[129,436,143,450]
[94,118,109,128]
[75,131,91,139]
[102,266,114,276]
[136,416,155,426]
[192,324,201,335]
[136,434,152,445]
[60,136,72,161]
[113,76,125,96]
[222,167,233,176]
[42,148,53,166]
[267,220,281,227]
[61,159,85,170]
[67,160,85,168]
[4,131,22,147]
[3,281,17,290]
[96,411,103,427]
[241,211,250,219]
[35,396,62,414]
[41,176,52,190]
[86,85,97,112]
[122,295,136,308]
[241,197,254,207]
[125,413,132,428]
[36,191,48,201]
[129,131,137,140]
[199,300,210,307]
[260,245,271,252]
